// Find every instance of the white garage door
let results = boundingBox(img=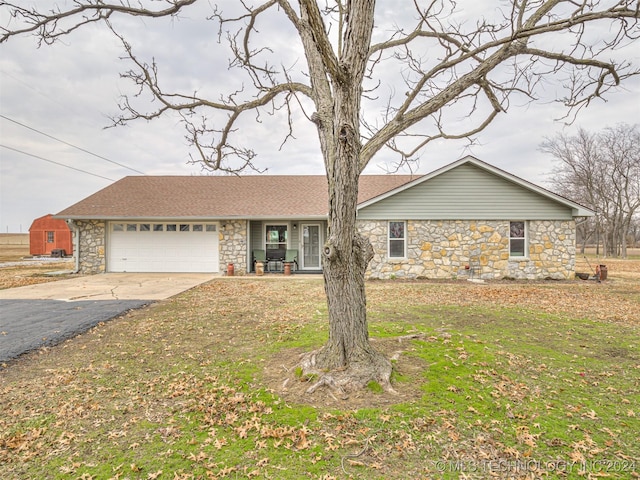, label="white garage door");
[108,222,219,273]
